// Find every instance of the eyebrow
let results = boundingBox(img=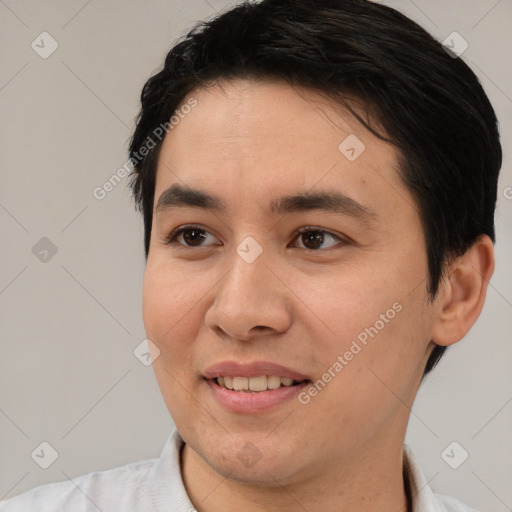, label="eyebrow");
[155,183,378,225]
